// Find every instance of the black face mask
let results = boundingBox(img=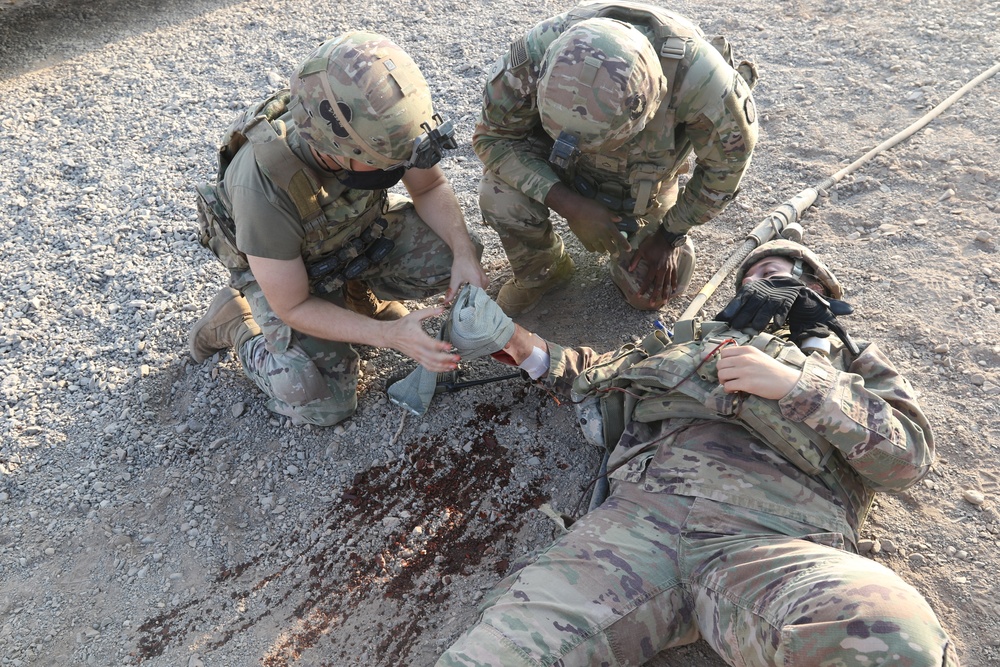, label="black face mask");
[337,166,406,190]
